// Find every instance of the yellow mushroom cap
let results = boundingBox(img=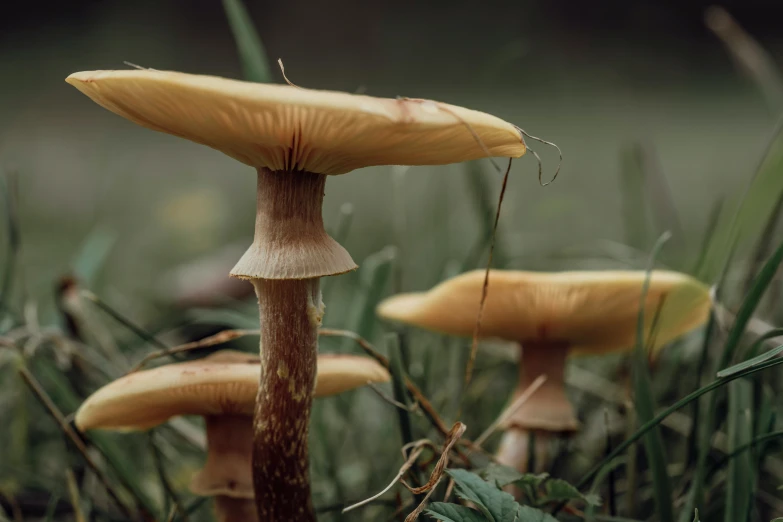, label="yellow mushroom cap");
[65,70,526,175]
[377,269,711,357]
[75,350,390,431]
